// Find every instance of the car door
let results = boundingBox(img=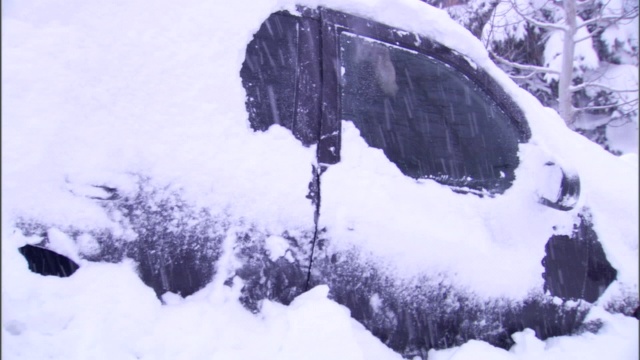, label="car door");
[306,7,593,358]
[236,7,615,357]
